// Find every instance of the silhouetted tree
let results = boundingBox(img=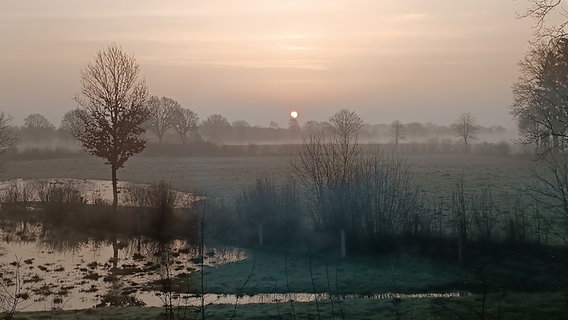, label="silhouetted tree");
[22,113,55,142]
[24,113,54,130]
[73,44,149,208]
[453,113,477,151]
[512,38,568,155]
[172,106,199,145]
[146,96,179,144]
[201,114,230,144]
